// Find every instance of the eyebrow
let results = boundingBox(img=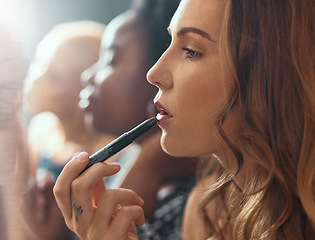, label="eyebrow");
[167,26,215,43]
